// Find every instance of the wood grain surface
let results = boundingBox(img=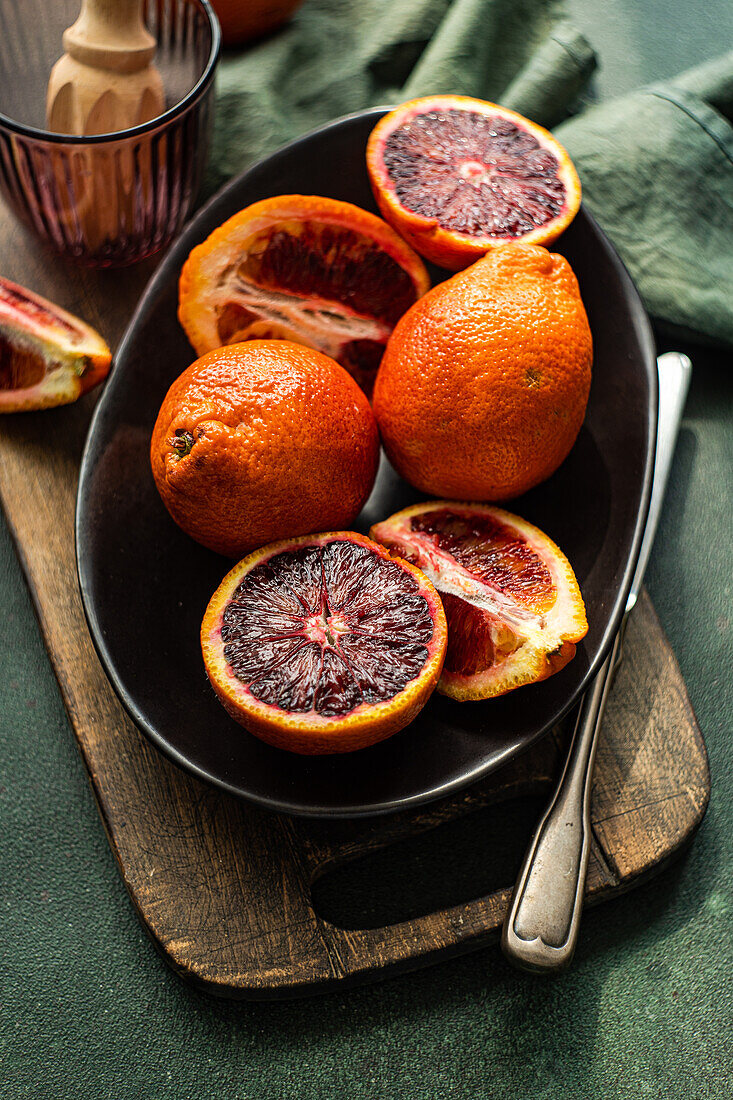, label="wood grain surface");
[0,206,710,998]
